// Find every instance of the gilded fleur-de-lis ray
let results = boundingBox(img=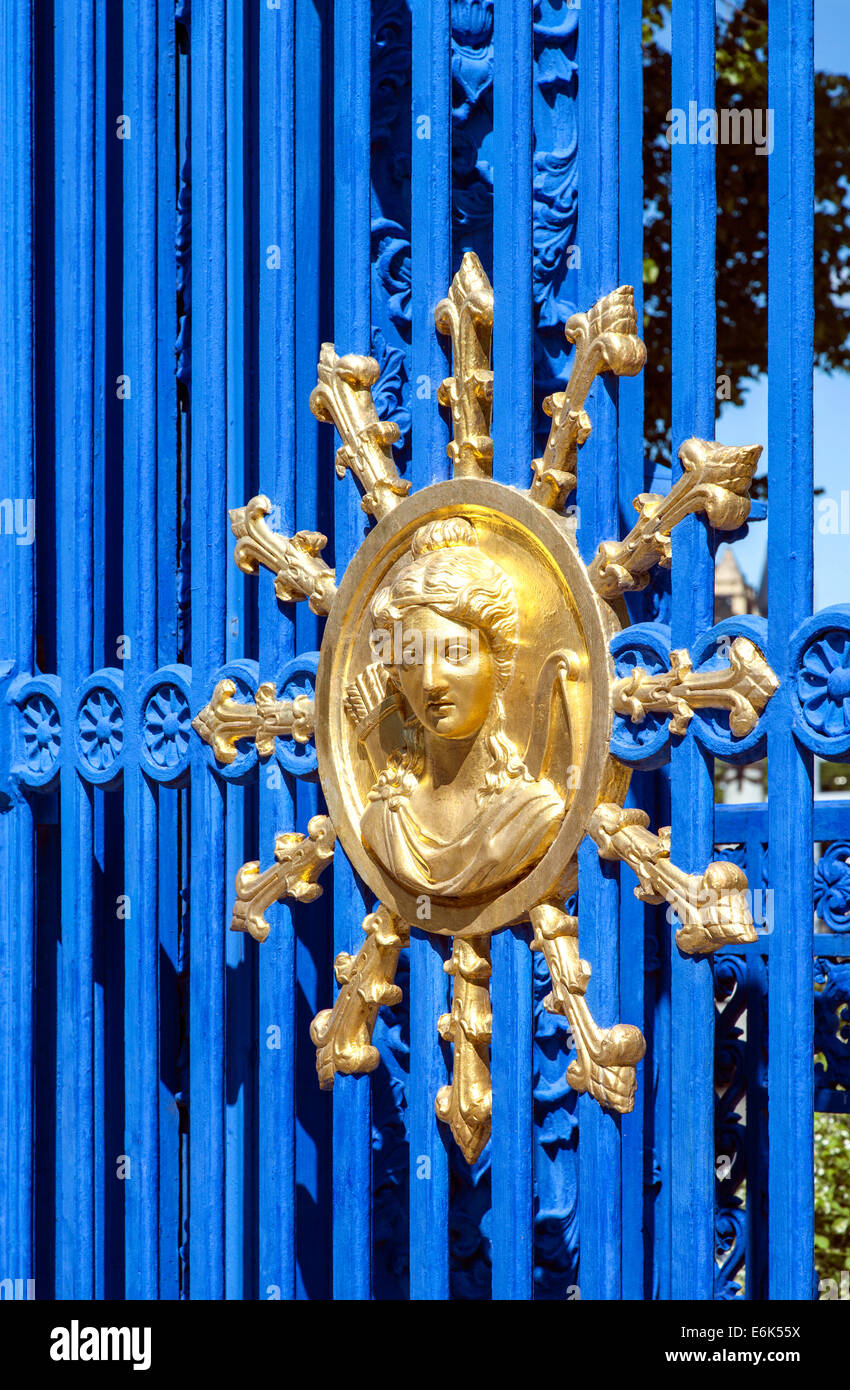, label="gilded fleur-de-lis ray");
[229,493,337,613]
[613,636,779,738]
[589,804,757,955]
[310,905,409,1088]
[589,437,762,599]
[231,815,336,943]
[529,903,646,1114]
[530,285,647,511]
[309,343,411,520]
[434,251,494,479]
[193,678,315,765]
[435,935,493,1164]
